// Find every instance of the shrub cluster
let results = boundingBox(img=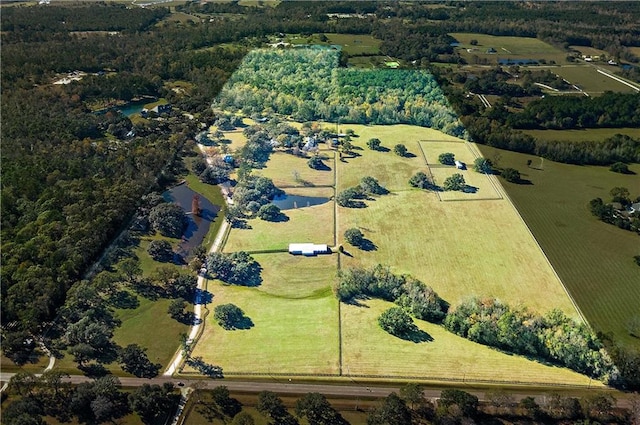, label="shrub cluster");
[206,251,262,286]
[444,298,616,379]
[336,265,447,323]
